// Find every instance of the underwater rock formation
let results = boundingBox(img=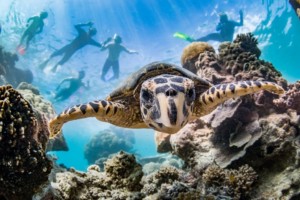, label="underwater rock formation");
[181,42,215,74]
[156,33,300,198]
[290,0,300,18]
[0,46,33,87]
[16,82,68,151]
[36,151,144,200]
[273,81,300,113]
[0,85,52,200]
[84,126,135,168]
